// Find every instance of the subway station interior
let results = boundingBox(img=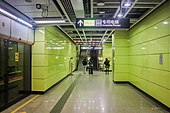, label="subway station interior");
[0,0,170,113]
